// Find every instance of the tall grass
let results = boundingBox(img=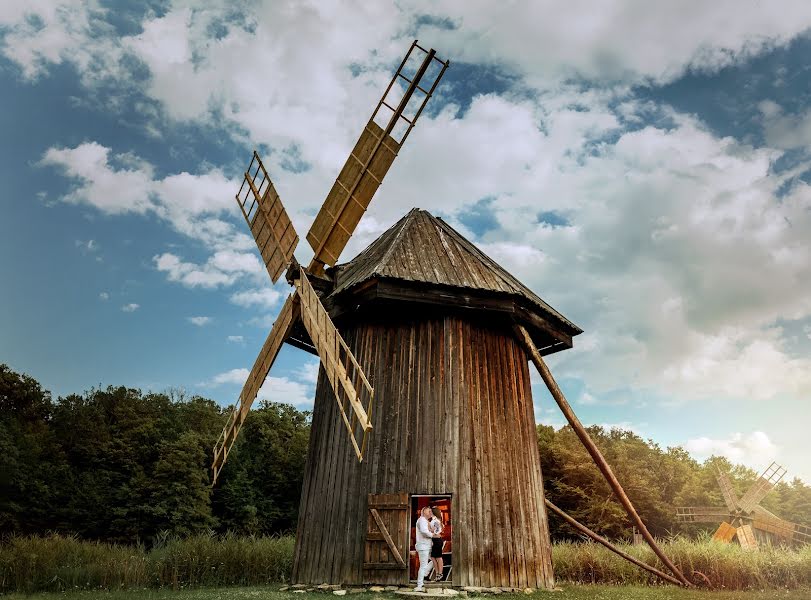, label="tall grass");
[0,533,295,593]
[552,536,811,590]
[2,534,810,593]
